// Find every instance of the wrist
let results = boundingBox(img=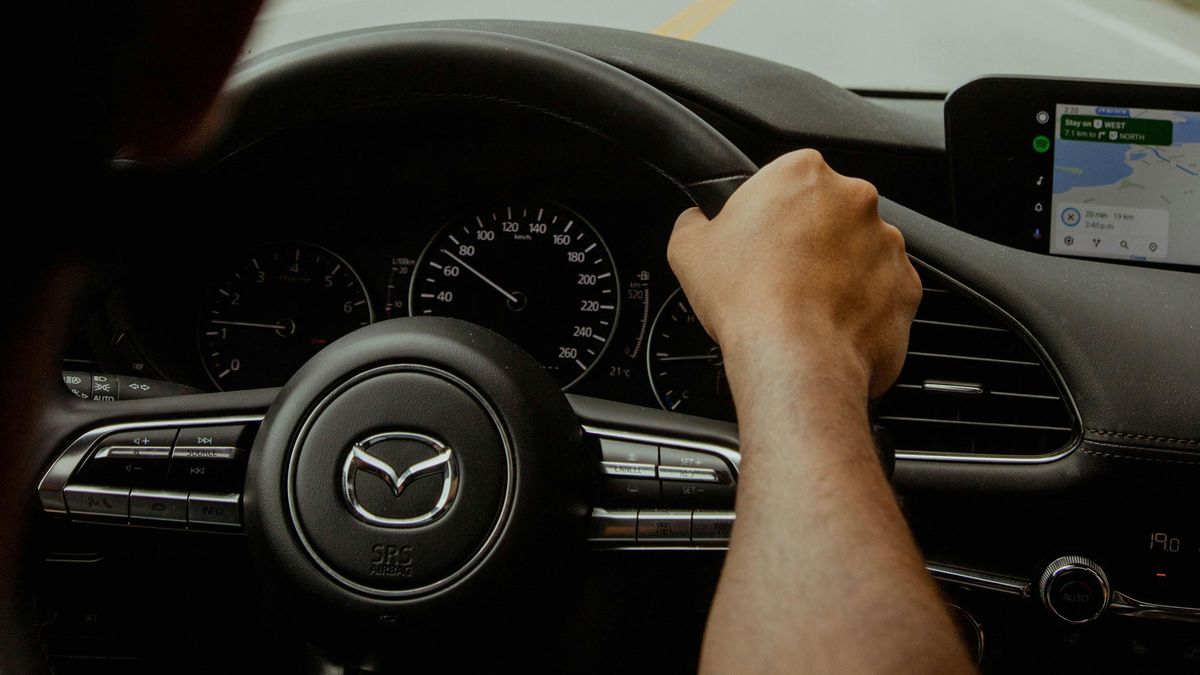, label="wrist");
[720,323,871,401]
